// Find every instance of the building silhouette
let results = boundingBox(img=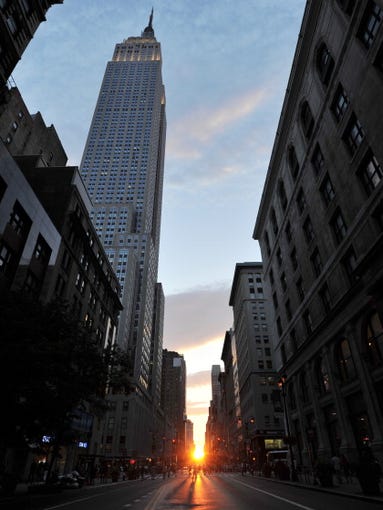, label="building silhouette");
[254,0,383,468]
[0,0,63,90]
[80,11,166,458]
